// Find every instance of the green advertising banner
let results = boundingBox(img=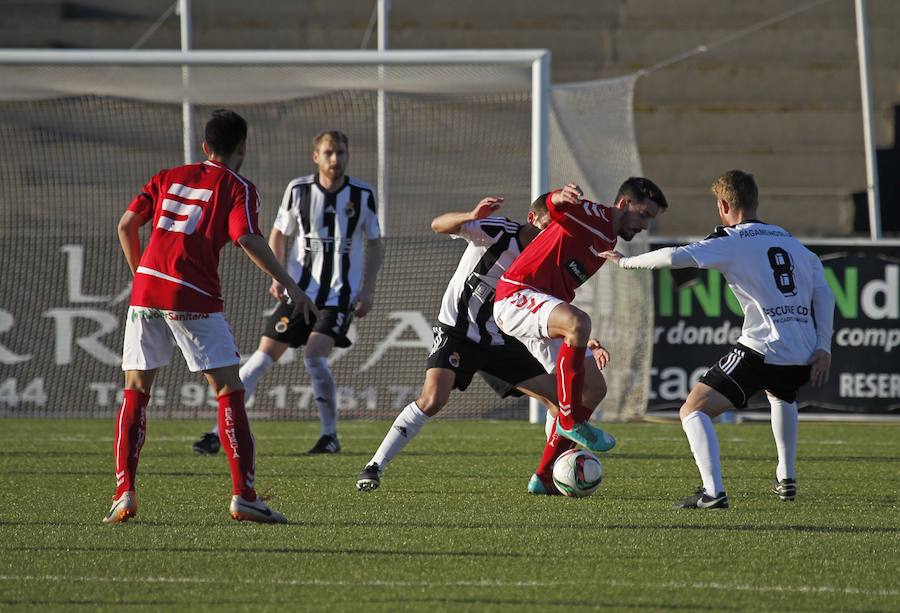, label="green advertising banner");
[649,241,900,414]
